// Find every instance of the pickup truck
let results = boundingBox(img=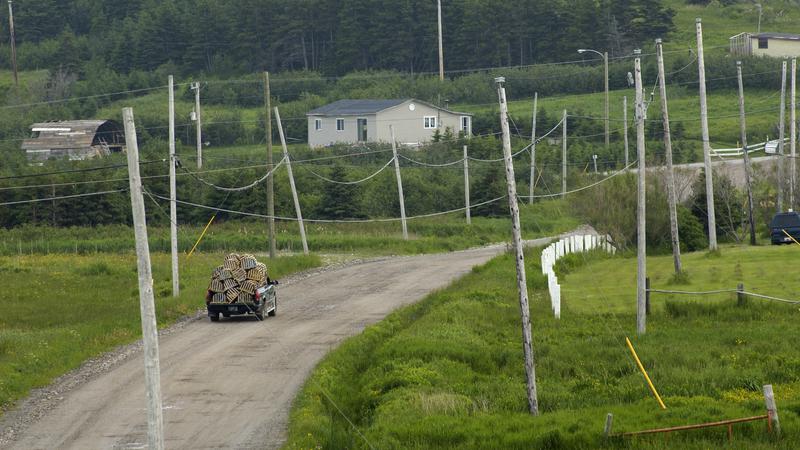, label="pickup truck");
[770,211,800,245]
[207,281,278,321]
